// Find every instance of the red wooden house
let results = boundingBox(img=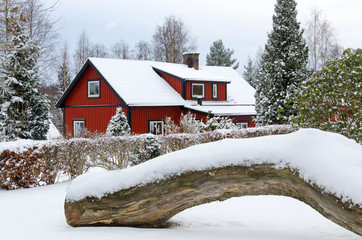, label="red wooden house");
[56,53,256,137]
